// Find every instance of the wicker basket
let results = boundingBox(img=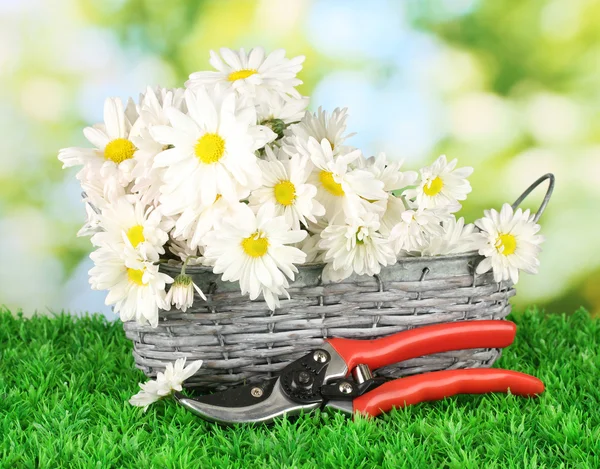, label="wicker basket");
[123,174,554,391]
